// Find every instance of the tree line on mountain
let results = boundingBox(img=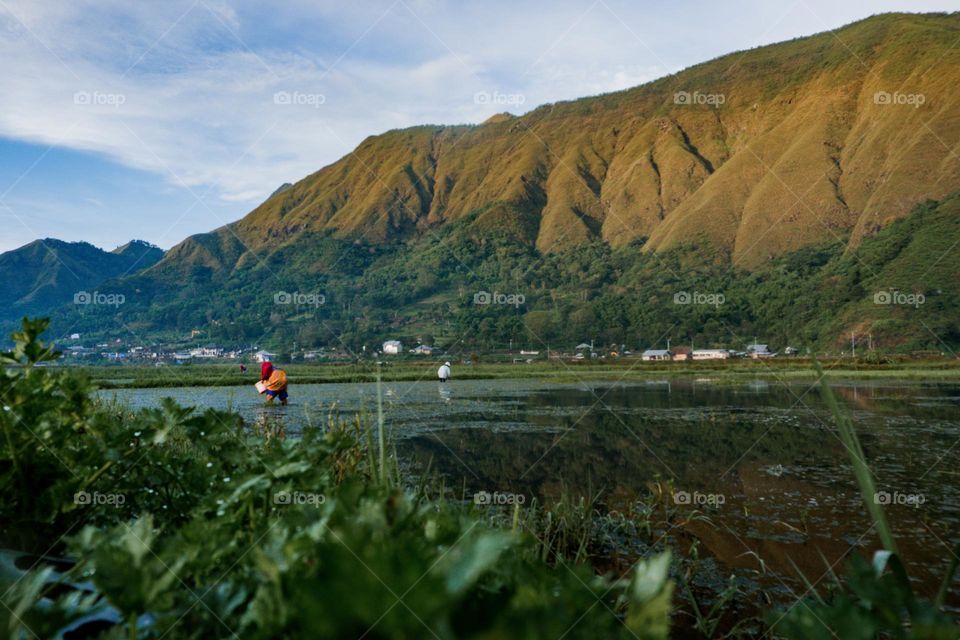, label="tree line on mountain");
[37,194,960,356]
